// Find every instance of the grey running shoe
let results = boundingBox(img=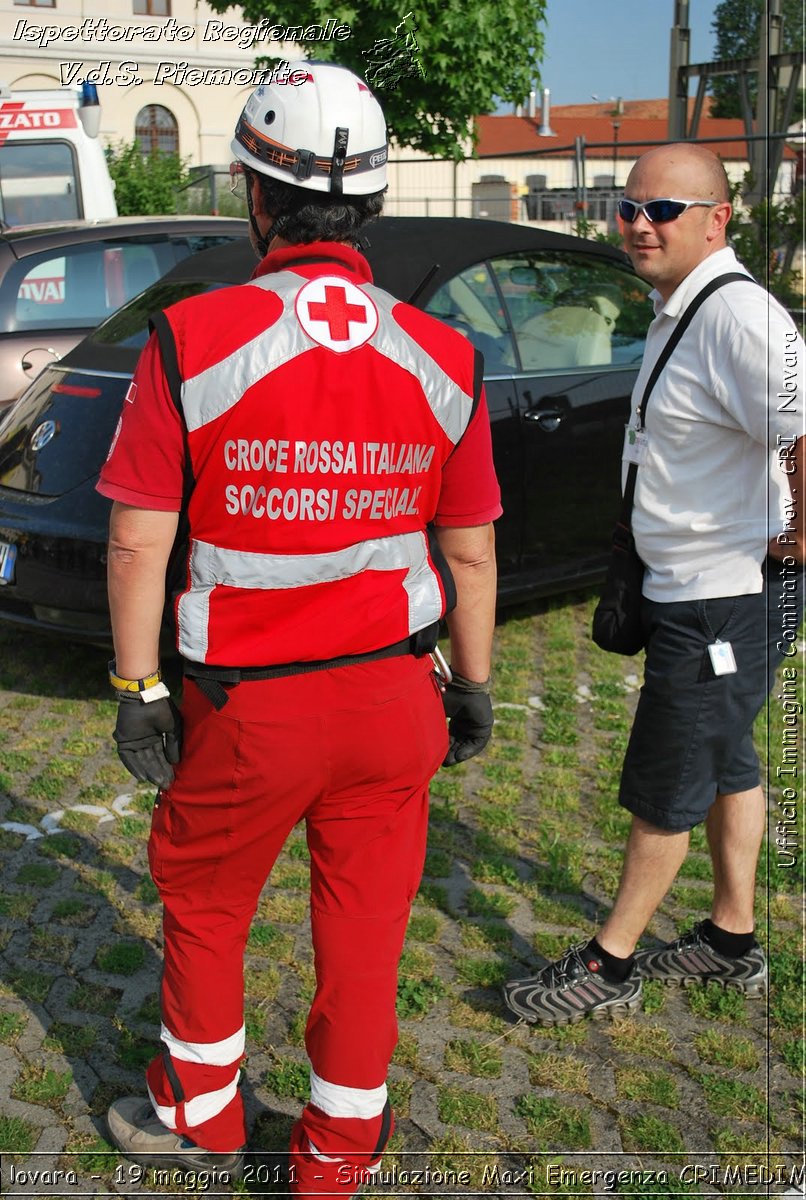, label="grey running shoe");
[635,922,768,996]
[107,1096,244,1178]
[503,942,642,1025]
